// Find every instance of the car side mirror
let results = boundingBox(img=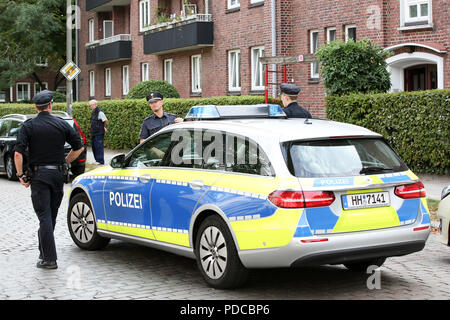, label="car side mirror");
[110,154,126,169]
